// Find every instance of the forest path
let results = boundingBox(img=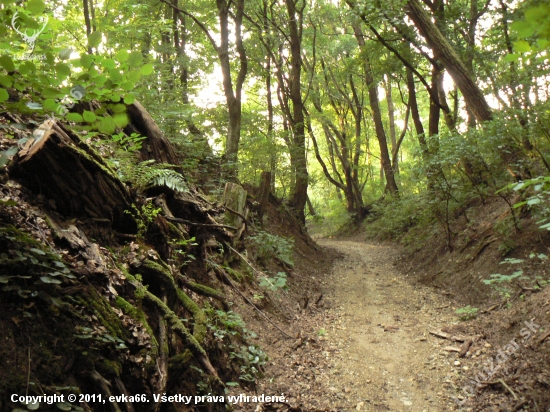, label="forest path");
[317,239,460,411]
